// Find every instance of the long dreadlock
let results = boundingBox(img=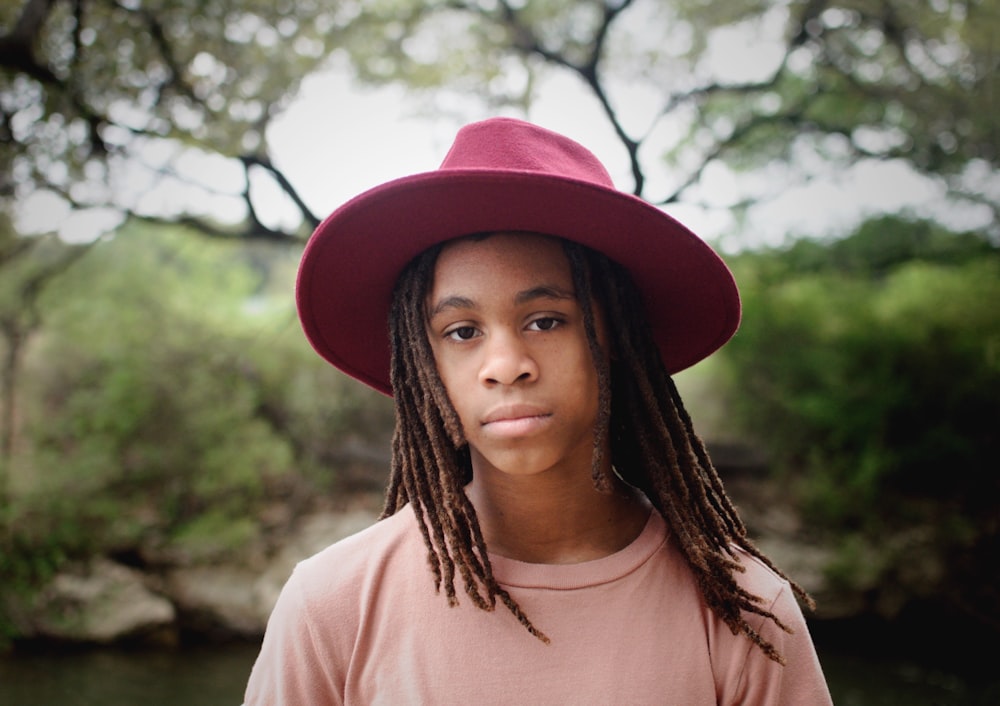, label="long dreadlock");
[382,233,813,663]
